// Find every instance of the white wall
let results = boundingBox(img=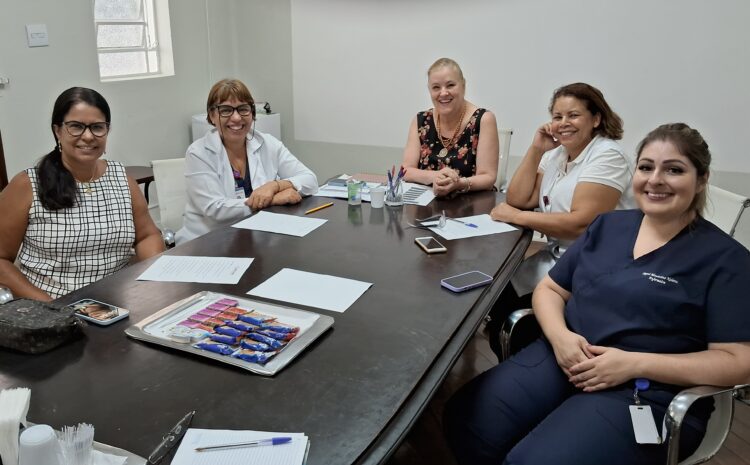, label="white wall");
[0,0,238,178]
[289,0,750,175]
